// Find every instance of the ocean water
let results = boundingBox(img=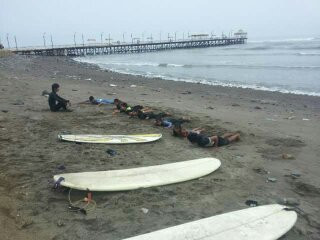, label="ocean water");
[74,38,320,96]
